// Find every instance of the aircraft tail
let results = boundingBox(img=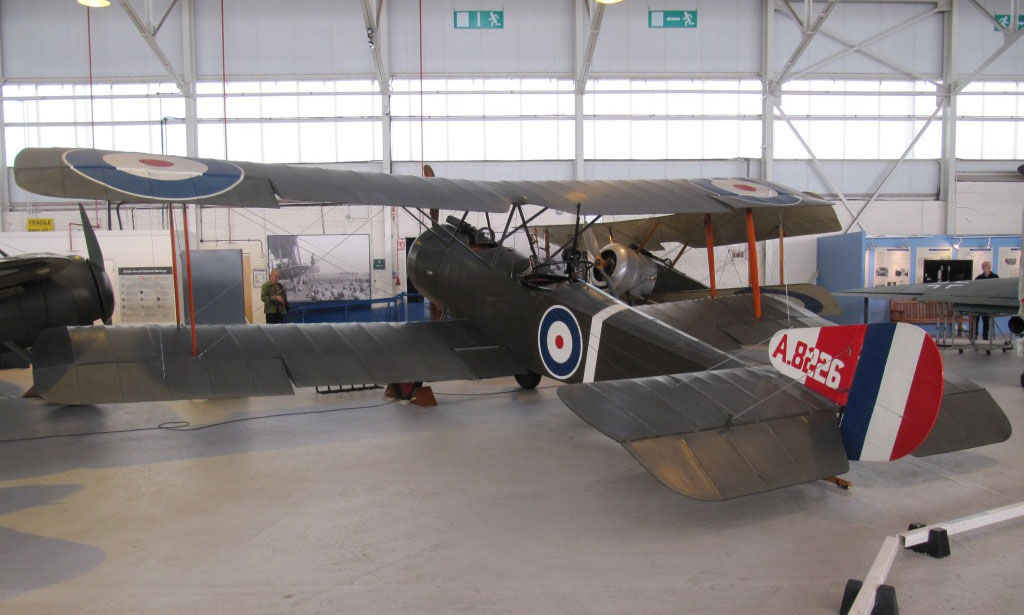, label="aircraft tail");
[768,322,943,461]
